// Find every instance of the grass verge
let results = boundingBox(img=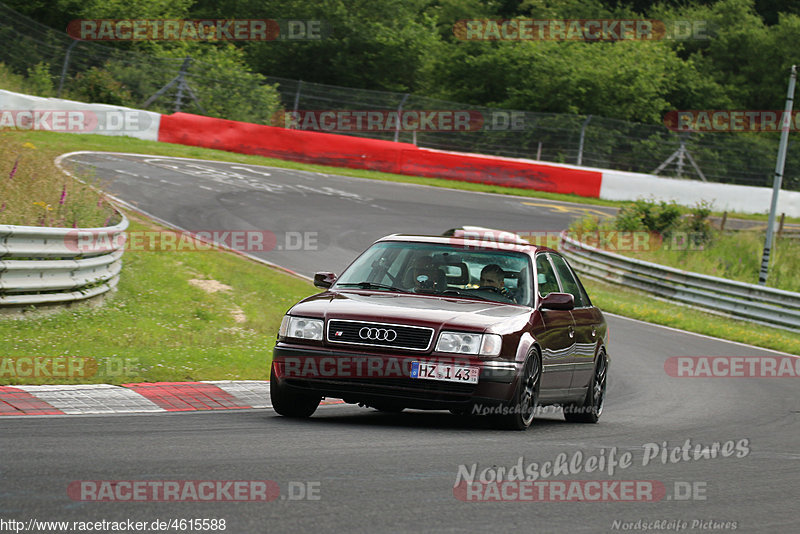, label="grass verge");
[0,132,113,226]
[614,230,799,293]
[0,211,316,385]
[569,204,799,292]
